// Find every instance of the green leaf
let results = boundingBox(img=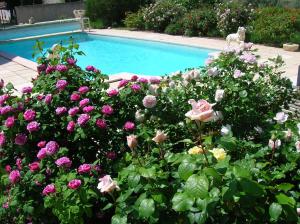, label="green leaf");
[128,173,140,188]
[185,174,209,199]
[276,193,295,206]
[239,178,264,197]
[233,166,251,179]
[139,167,156,178]
[103,203,113,211]
[269,203,282,221]
[276,183,294,192]
[178,160,196,181]
[139,198,155,218]
[111,214,127,224]
[172,193,194,212]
